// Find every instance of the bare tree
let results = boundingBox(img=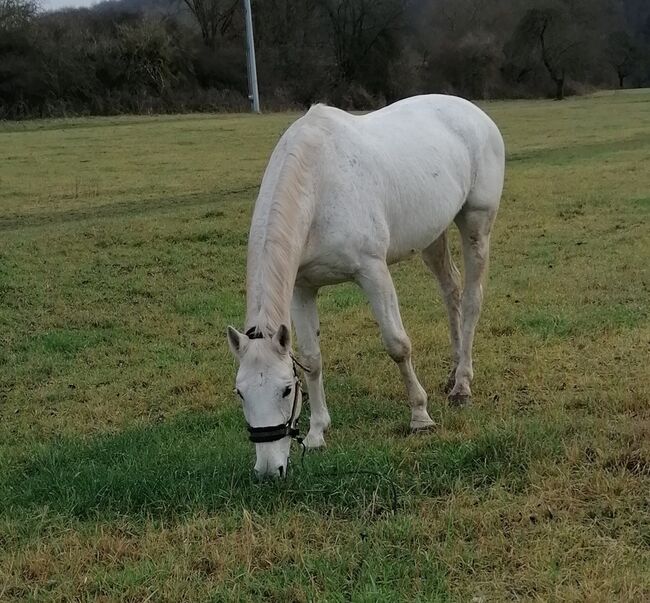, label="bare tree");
[182,0,237,48]
[608,30,641,88]
[0,0,38,31]
[320,0,407,85]
[509,1,604,100]
[518,8,569,99]
[253,0,327,105]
